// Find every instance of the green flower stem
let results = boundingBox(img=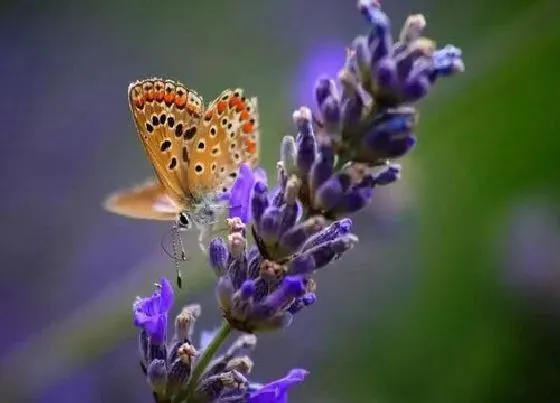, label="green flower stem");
[172,320,233,403]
